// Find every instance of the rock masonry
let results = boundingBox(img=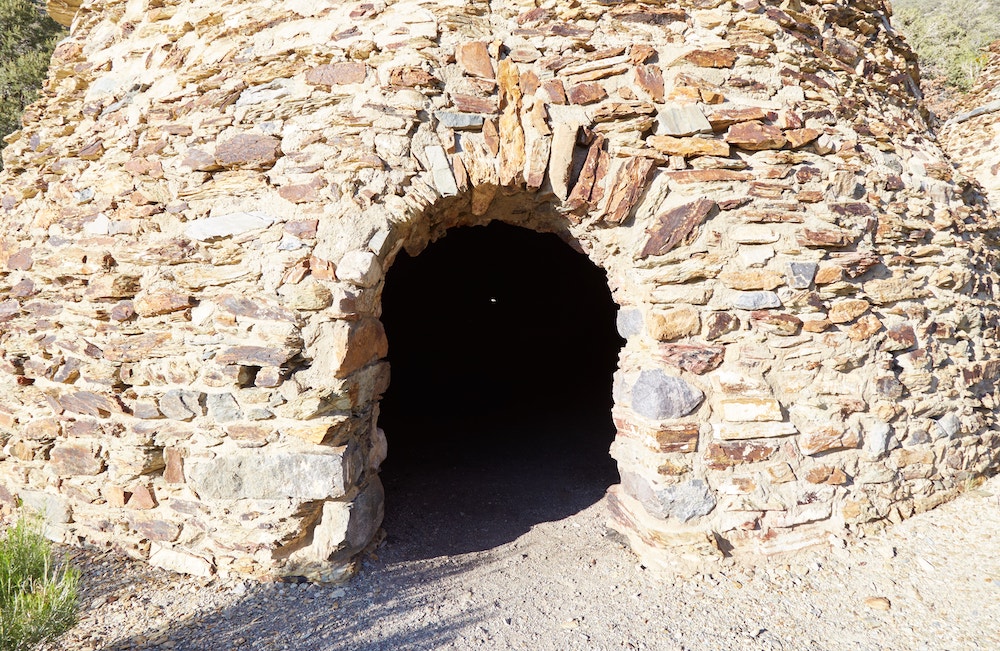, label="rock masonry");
[1,0,998,582]
[939,39,1000,210]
